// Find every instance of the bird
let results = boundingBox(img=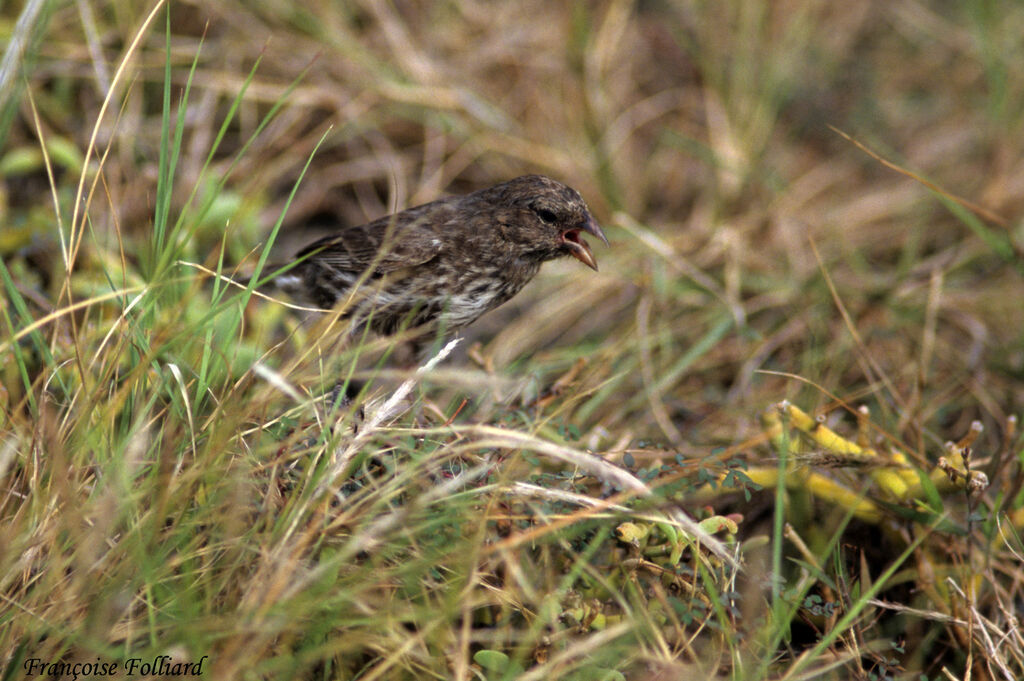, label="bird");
[260,175,608,340]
